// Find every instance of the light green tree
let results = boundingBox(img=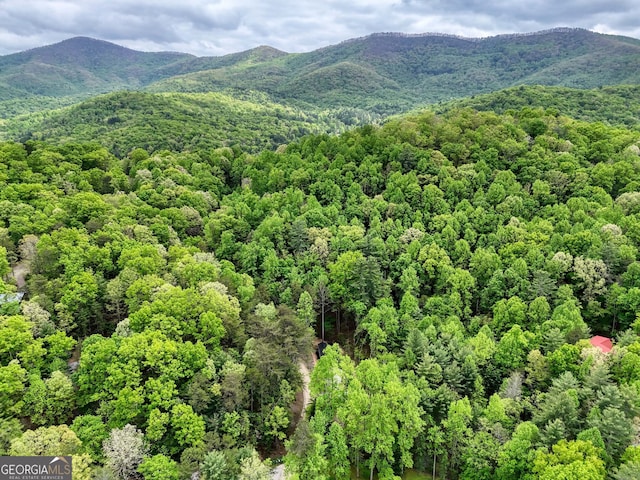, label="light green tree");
[495,421,539,480]
[327,422,350,480]
[70,415,108,462]
[238,450,271,480]
[296,291,316,327]
[200,450,228,480]
[284,418,328,480]
[10,425,92,480]
[138,454,179,480]
[533,439,606,480]
[265,405,289,443]
[339,359,423,480]
[443,397,473,477]
[24,370,75,426]
[0,360,27,417]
